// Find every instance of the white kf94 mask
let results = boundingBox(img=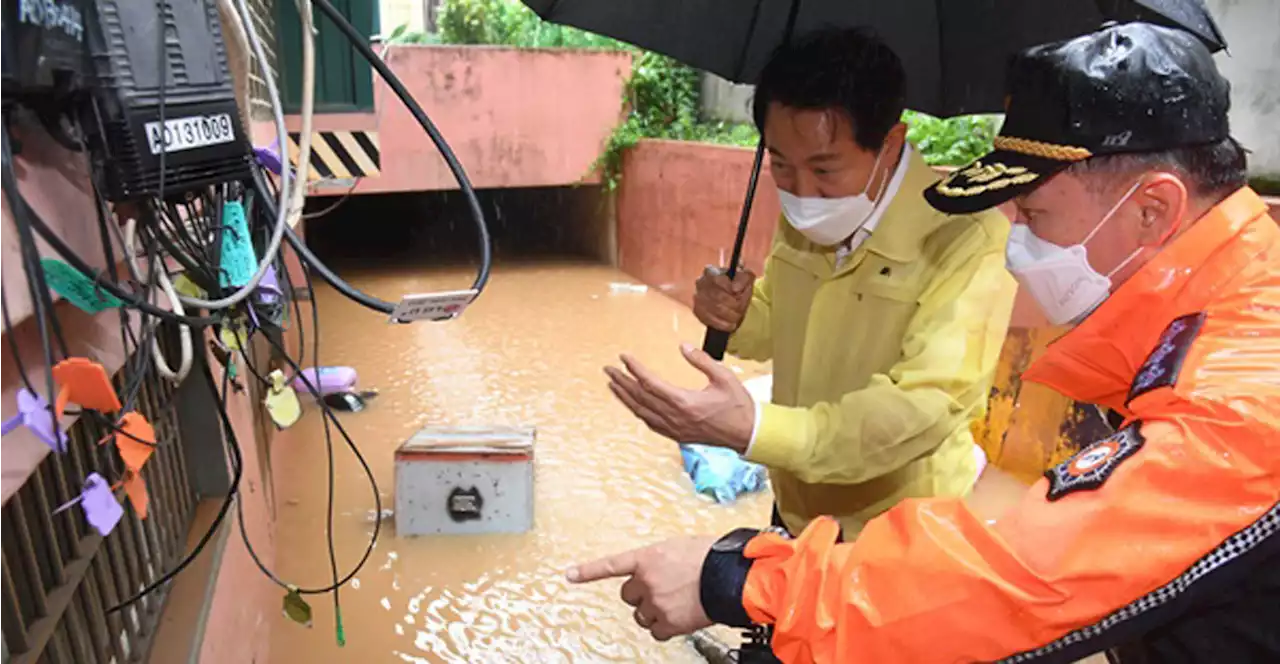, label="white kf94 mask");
[1005,180,1145,325]
[777,145,890,246]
